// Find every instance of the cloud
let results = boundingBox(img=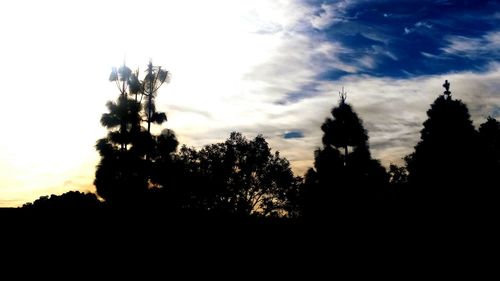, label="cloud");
[383,50,398,61]
[271,66,500,172]
[421,52,442,59]
[357,55,376,69]
[309,0,500,78]
[404,21,433,35]
[157,1,500,176]
[171,64,500,175]
[309,1,354,30]
[441,31,500,57]
[415,21,432,29]
[0,199,25,208]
